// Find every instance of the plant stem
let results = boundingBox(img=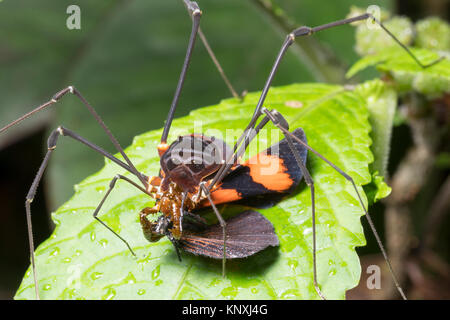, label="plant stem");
[383,93,441,299]
[251,0,347,83]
